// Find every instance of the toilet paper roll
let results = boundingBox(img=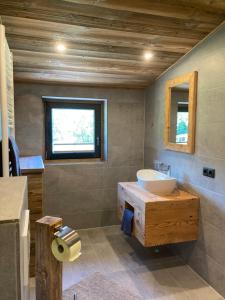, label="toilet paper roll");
[51,226,81,262]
